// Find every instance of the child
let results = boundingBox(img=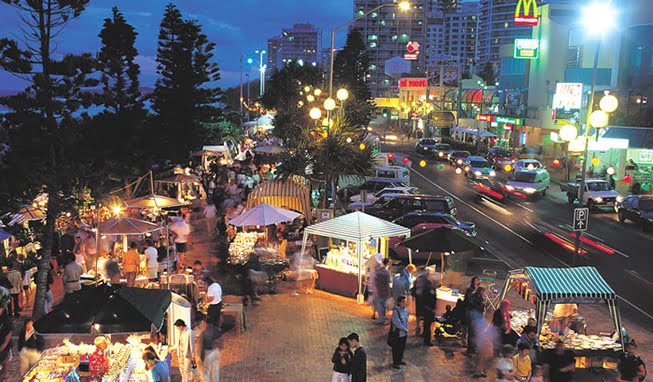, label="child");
[530,365,544,382]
